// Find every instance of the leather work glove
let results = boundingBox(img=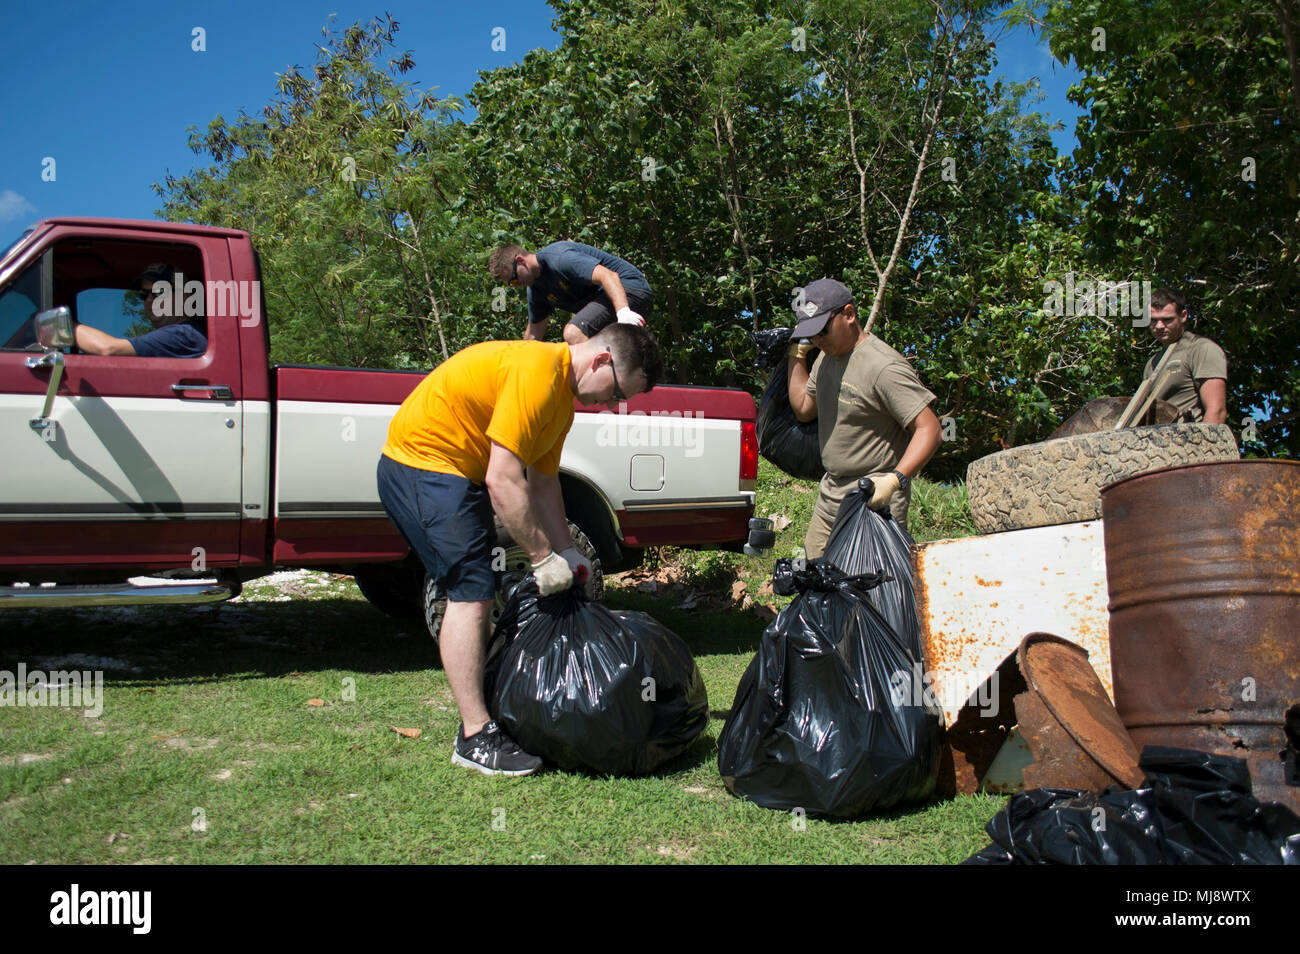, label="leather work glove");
[616,307,646,327]
[560,546,593,583]
[787,341,814,360]
[532,550,574,596]
[866,471,901,511]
